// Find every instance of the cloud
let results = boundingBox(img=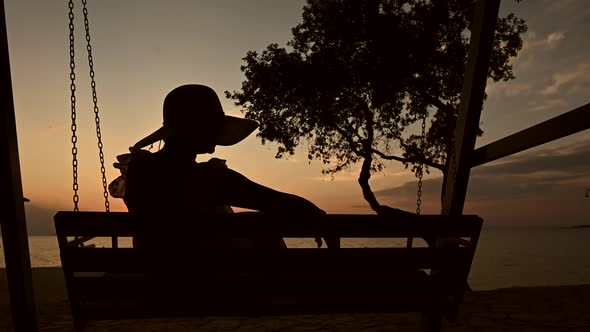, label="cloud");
[306,172,358,182]
[486,31,570,99]
[510,31,567,71]
[546,0,589,15]
[521,31,566,52]
[545,32,565,48]
[472,141,590,180]
[486,81,532,97]
[527,98,567,112]
[45,125,65,134]
[542,63,590,95]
